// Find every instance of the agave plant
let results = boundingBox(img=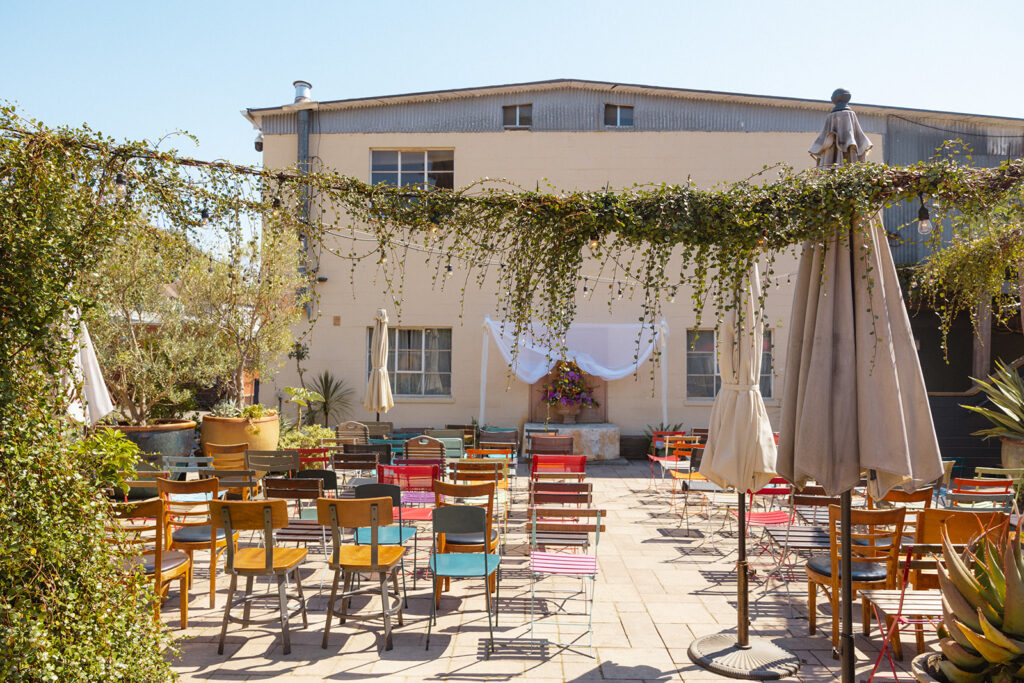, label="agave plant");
[936,522,1024,682]
[963,361,1024,442]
